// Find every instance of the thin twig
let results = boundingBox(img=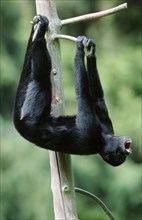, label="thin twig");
[75,187,116,220]
[52,34,77,42]
[61,3,127,26]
